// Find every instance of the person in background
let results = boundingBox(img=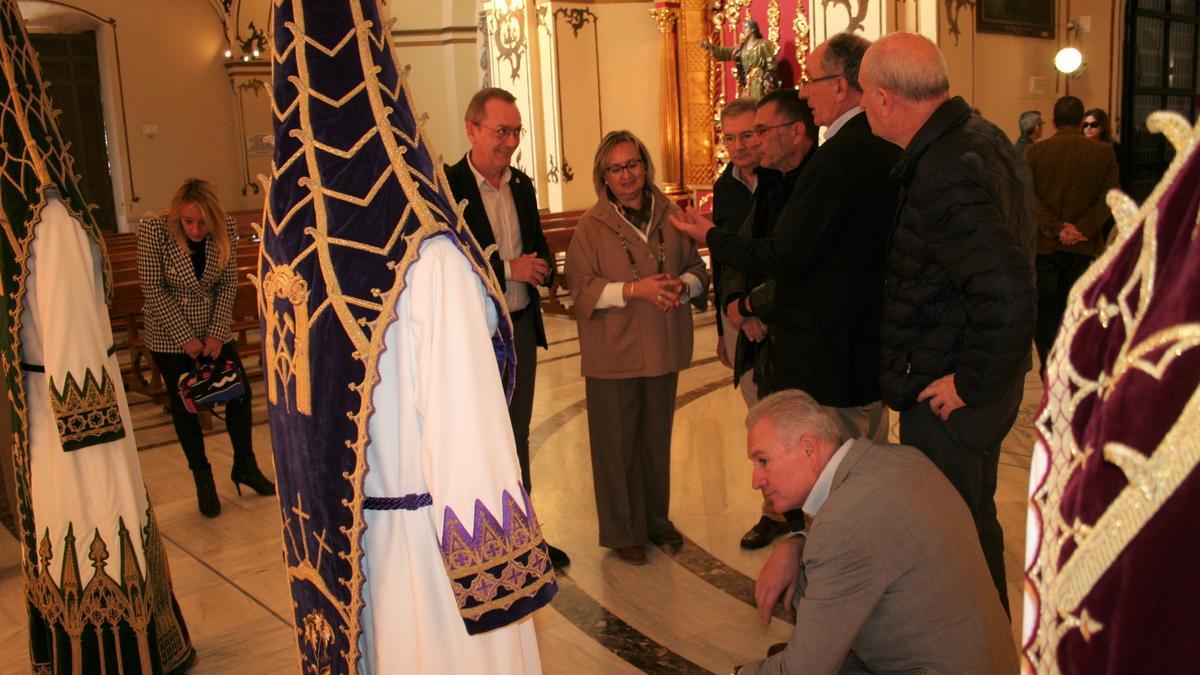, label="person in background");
[1026,96,1119,376]
[1083,107,1129,195]
[722,89,819,550]
[1013,109,1043,159]
[672,33,898,447]
[138,178,275,517]
[566,130,708,565]
[711,98,759,377]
